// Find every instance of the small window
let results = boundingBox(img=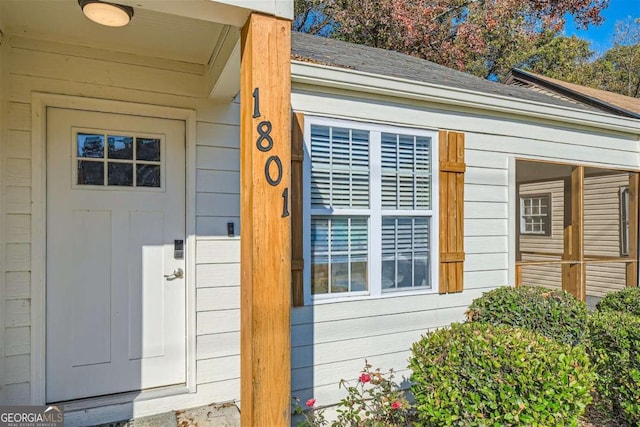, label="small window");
[620,186,630,256]
[520,194,551,236]
[74,131,162,189]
